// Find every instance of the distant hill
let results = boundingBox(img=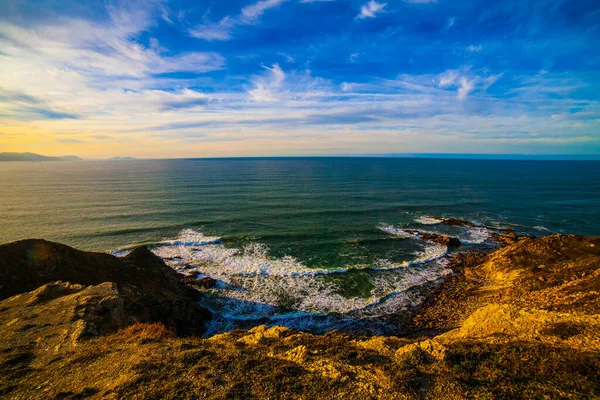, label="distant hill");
[108,157,136,160]
[0,152,82,162]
